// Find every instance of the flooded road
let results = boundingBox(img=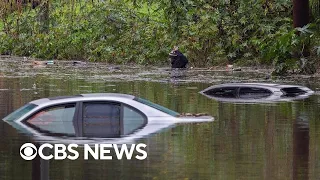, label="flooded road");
[0,57,320,179]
